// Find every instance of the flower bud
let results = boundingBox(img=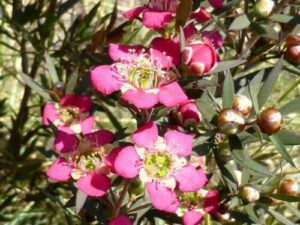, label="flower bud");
[285,35,300,48]
[240,186,260,203]
[278,179,299,196]
[218,109,246,135]
[258,107,282,135]
[52,82,65,98]
[182,42,218,76]
[285,45,300,64]
[254,0,275,18]
[232,95,253,117]
[208,0,224,9]
[173,100,202,128]
[214,211,231,222]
